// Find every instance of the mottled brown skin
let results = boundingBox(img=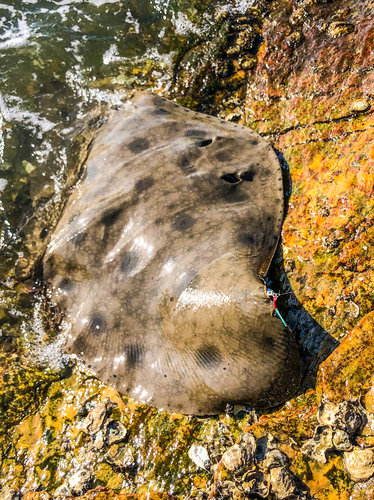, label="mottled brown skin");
[43,92,301,415]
